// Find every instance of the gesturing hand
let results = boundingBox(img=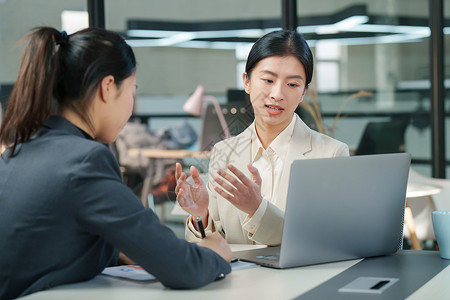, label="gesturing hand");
[175,162,209,220]
[213,163,262,217]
